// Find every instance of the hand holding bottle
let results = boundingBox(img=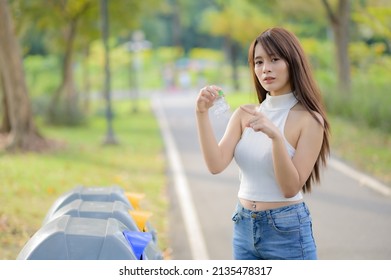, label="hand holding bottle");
[211,90,230,116]
[196,85,230,117]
